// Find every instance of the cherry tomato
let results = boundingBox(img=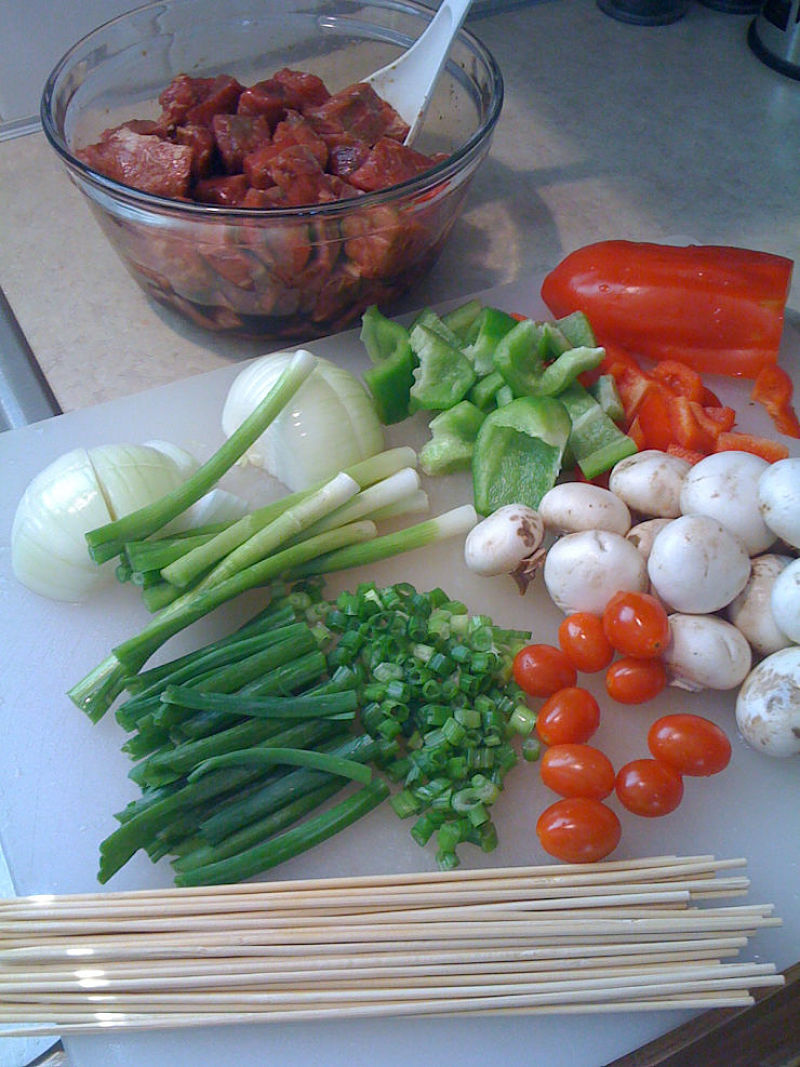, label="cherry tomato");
[648,714,732,777]
[513,644,577,698]
[536,797,622,863]
[557,612,615,673]
[540,744,616,800]
[615,758,684,817]
[536,687,601,745]
[605,656,667,704]
[602,591,670,659]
